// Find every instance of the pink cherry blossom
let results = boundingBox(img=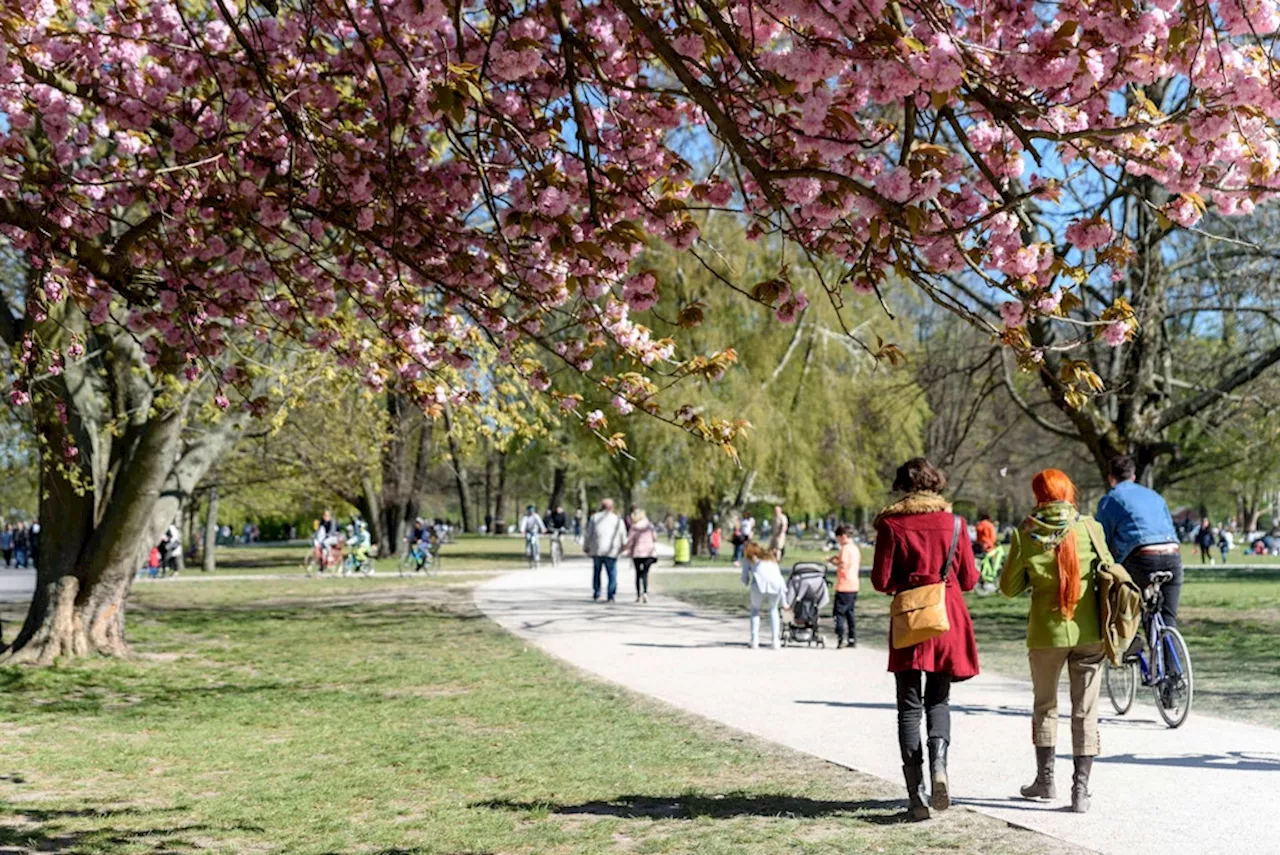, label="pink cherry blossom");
[1102,321,1132,347]
[1000,301,1027,329]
